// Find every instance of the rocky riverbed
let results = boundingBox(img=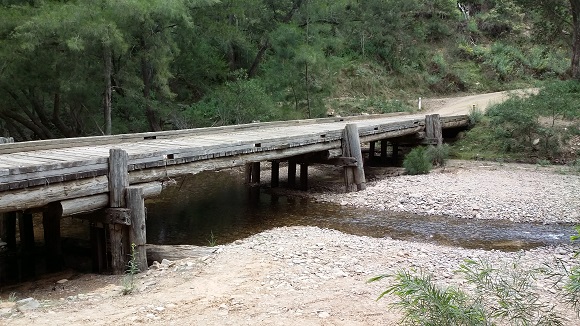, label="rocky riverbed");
[1,160,580,325]
[312,160,580,224]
